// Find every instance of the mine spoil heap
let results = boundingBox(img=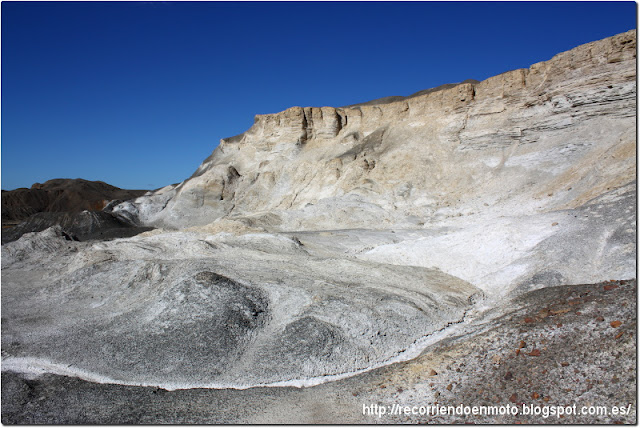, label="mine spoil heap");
[1,30,636,424]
